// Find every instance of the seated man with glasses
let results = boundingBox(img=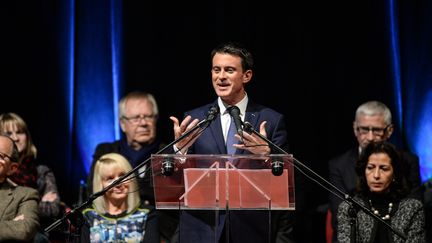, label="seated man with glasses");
[0,134,40,241]
[355,124,391,136]
[87,91,178,243]
[87,91,161,201]
[327,100,422,242]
